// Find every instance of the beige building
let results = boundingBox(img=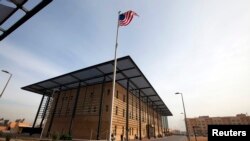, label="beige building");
[0,119,31,134]
[187,114,250,136]
[22,56,172,140]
